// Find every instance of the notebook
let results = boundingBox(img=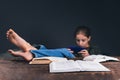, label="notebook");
[49,60,110,73]
[29,57,68,64]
